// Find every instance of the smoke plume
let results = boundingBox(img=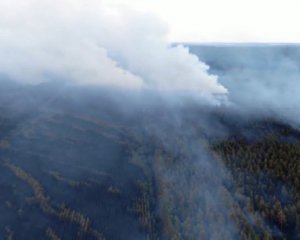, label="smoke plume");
[0,0,227,105]
[190,45,300,125]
